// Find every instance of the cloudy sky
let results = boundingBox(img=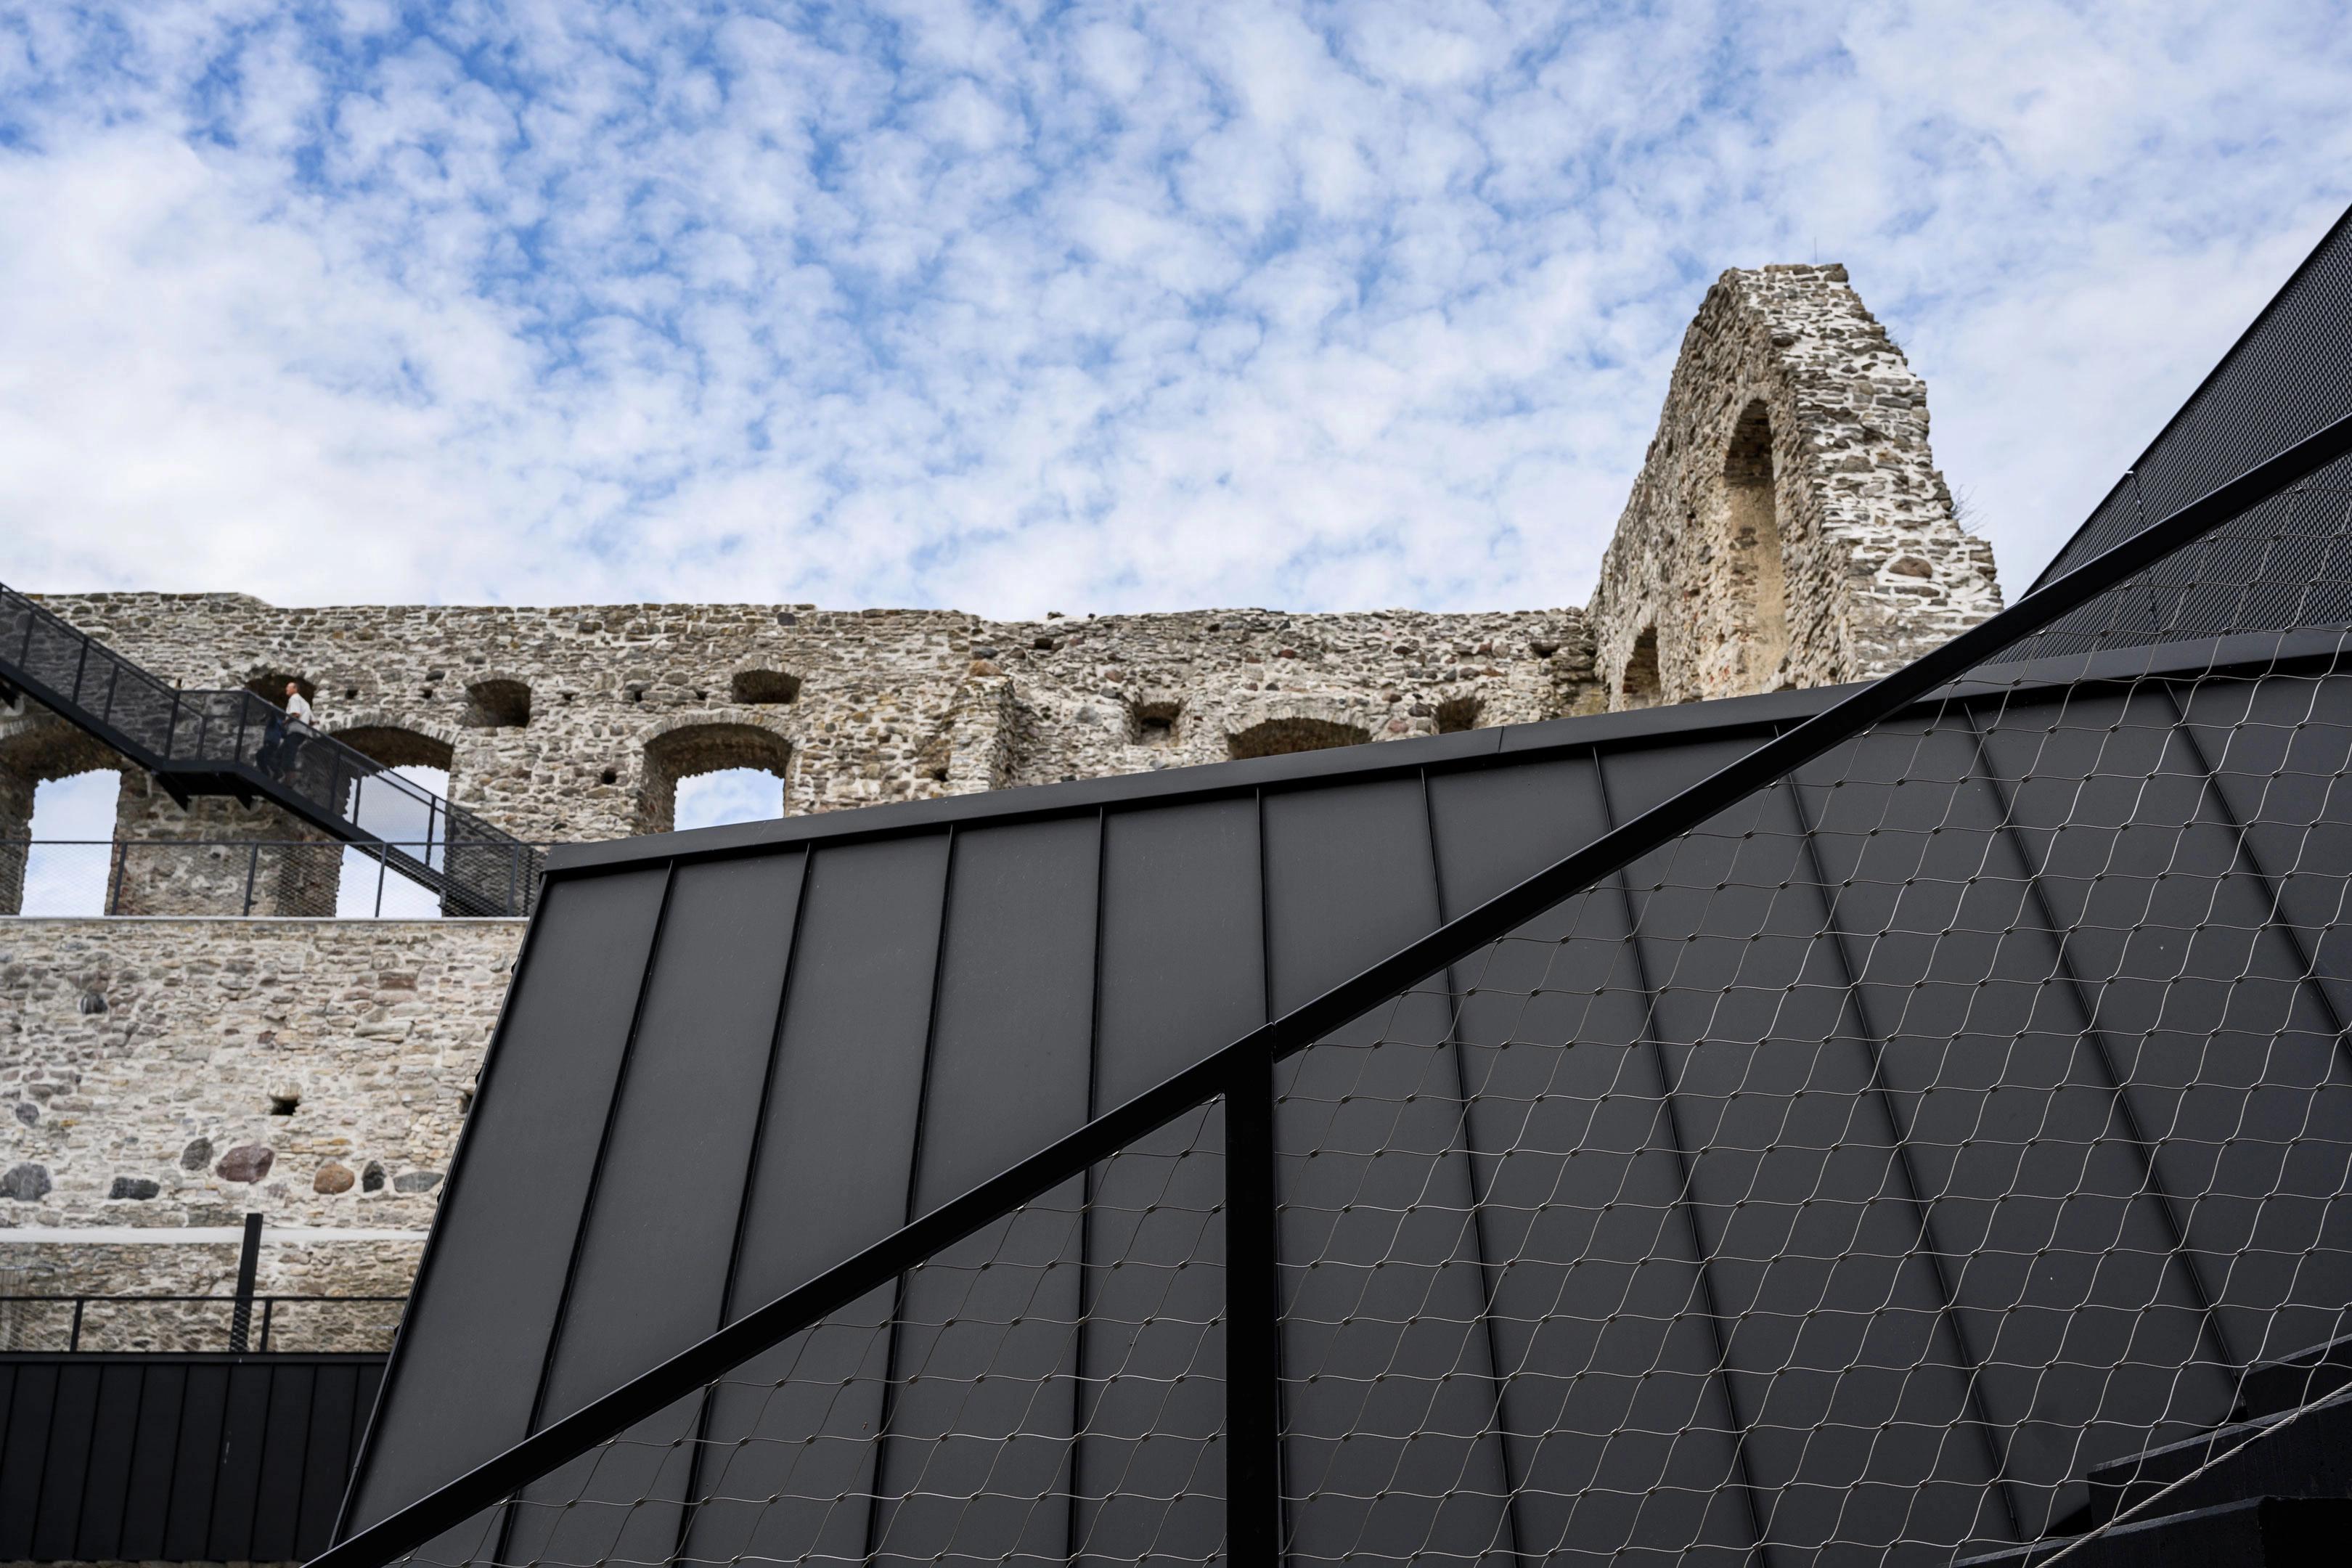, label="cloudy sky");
[1,1,2348,620]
